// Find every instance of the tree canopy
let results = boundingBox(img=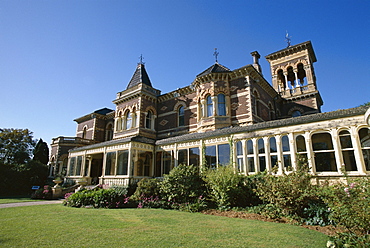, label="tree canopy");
[33,138,49,165]
[0,128,36,165]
